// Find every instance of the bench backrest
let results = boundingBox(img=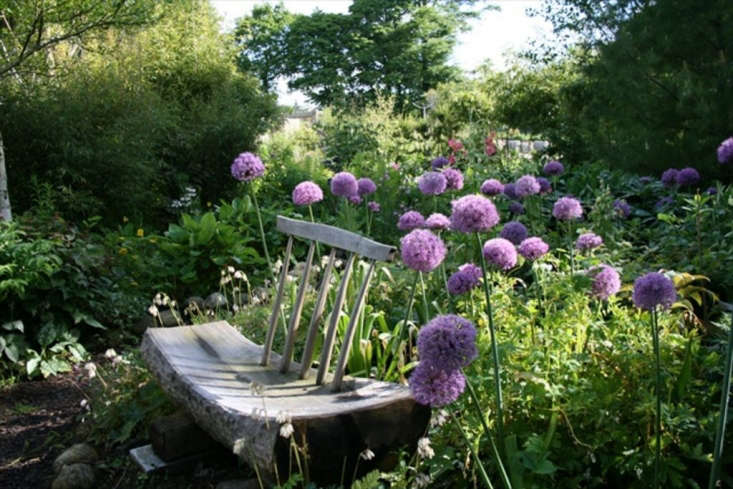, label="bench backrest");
[260,216,396,391]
